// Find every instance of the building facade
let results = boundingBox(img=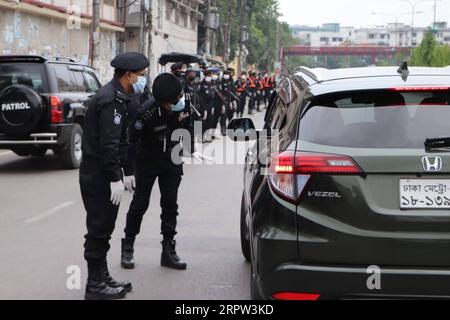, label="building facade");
[0,0,124,83]
[292,22,450,48]
[123,0,202,78]
[0,0,203,82]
